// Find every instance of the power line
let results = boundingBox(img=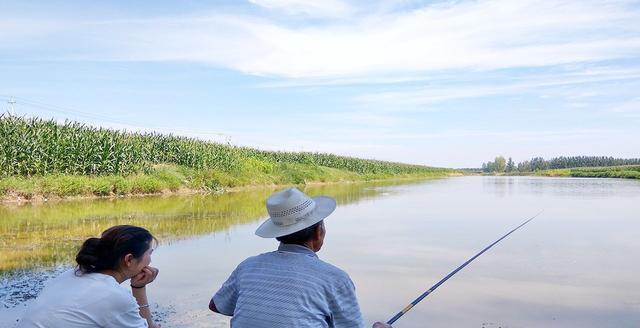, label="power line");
[7,96,16,115]
[0,95,230,141]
